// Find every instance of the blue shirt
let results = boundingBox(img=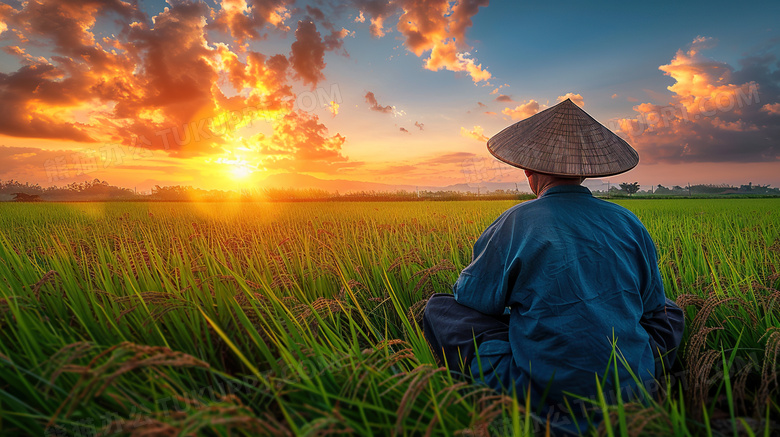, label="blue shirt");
[454,185,666,420]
